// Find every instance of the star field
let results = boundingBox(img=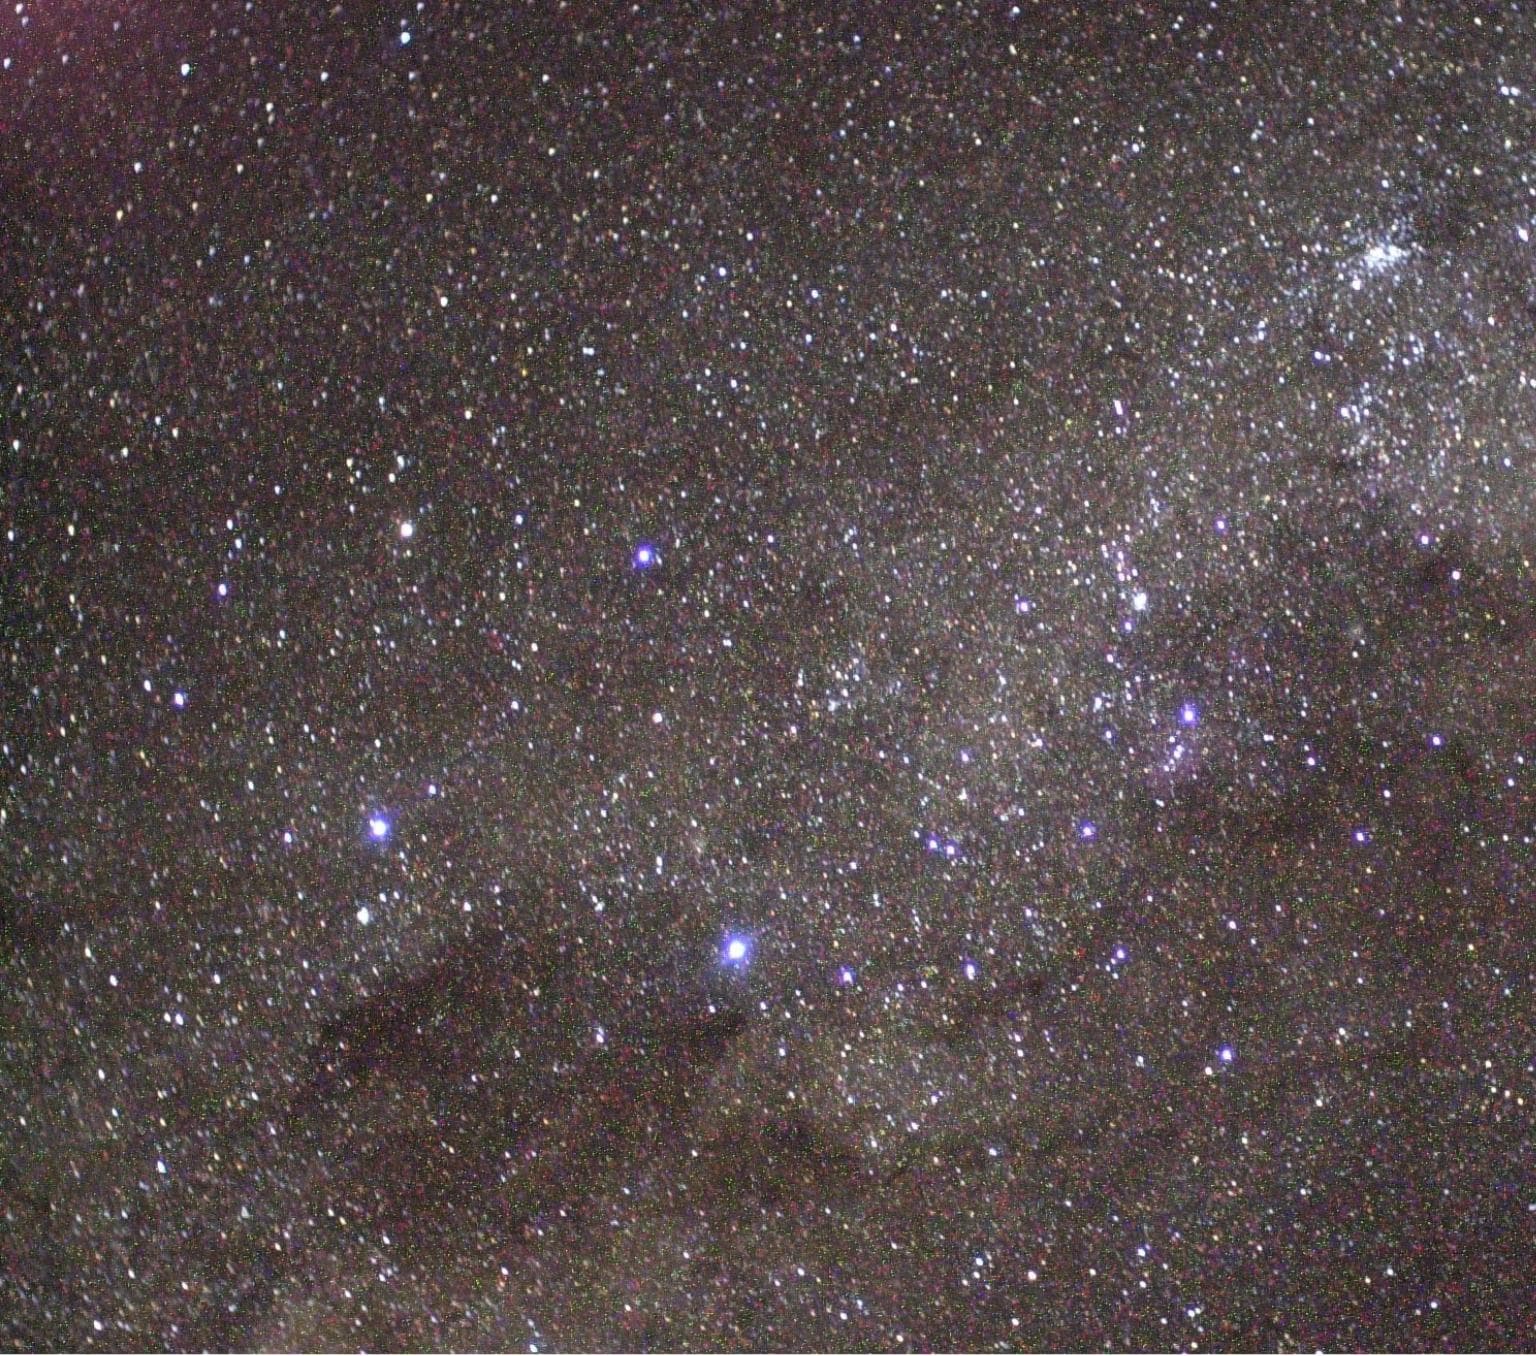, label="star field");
[5,1,1536,1350]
